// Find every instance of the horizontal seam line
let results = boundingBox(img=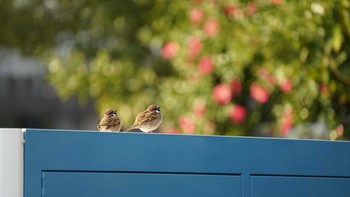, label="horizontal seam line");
[41,170,241,176]
[251,174,350,179]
